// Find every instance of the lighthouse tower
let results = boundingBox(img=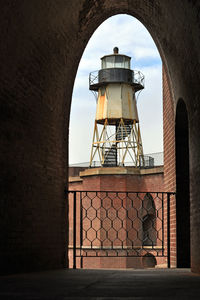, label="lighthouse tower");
[89,47,145,167]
